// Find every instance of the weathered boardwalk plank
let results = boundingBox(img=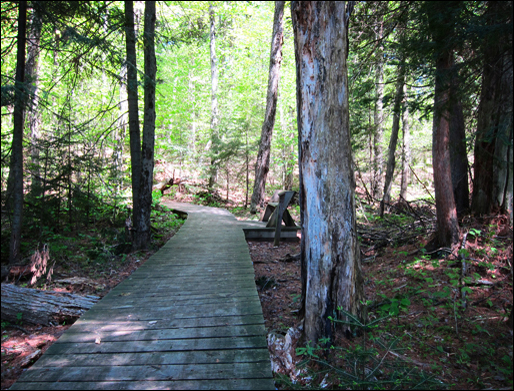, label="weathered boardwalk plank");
[11,202,274,390]
[35,349,271,367]
[16,379,269,390]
